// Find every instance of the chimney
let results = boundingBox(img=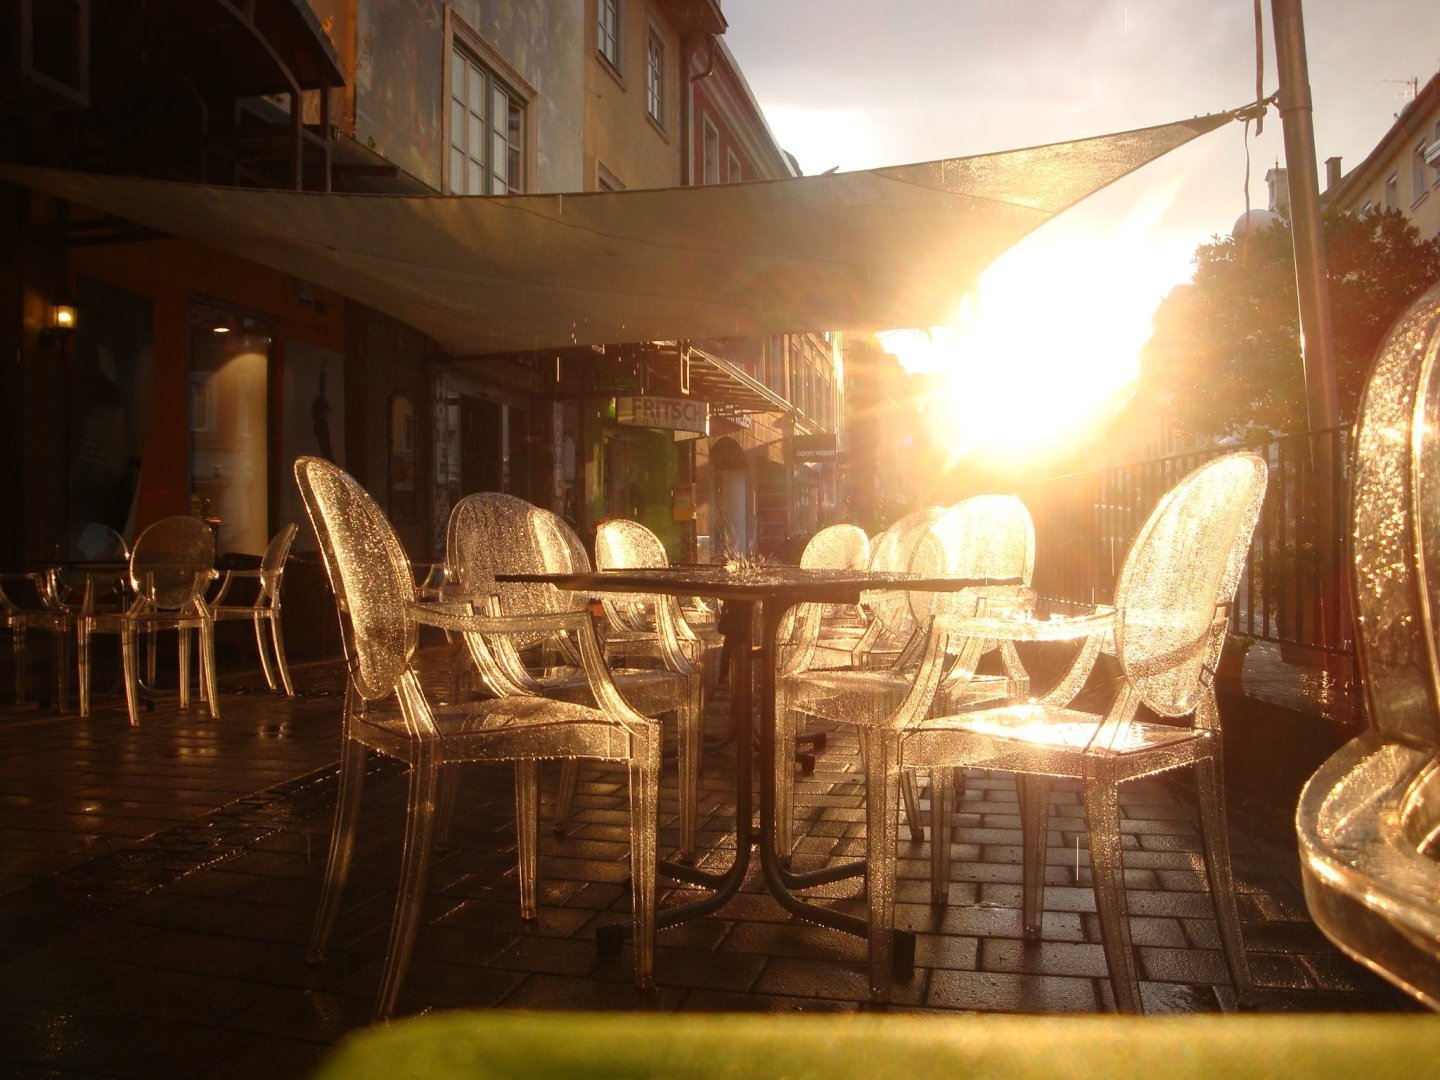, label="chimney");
[1325,156,1343,193]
